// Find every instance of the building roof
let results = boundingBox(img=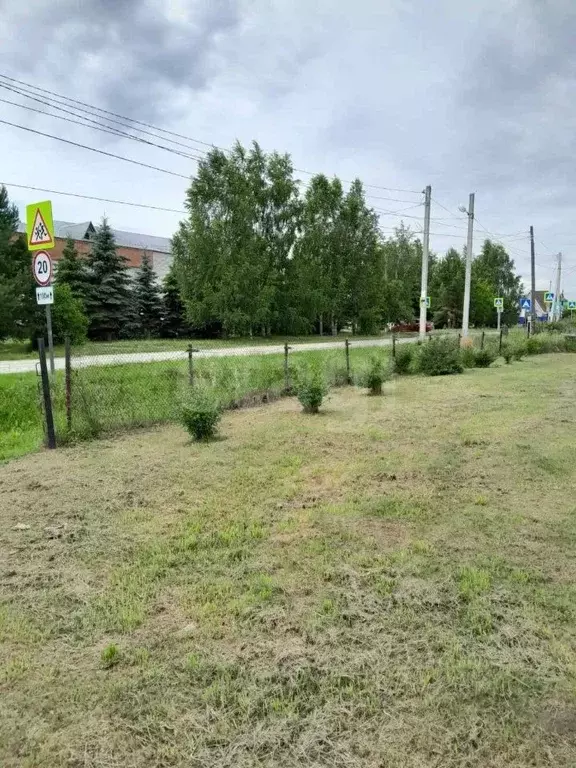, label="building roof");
[18,219,171,254]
